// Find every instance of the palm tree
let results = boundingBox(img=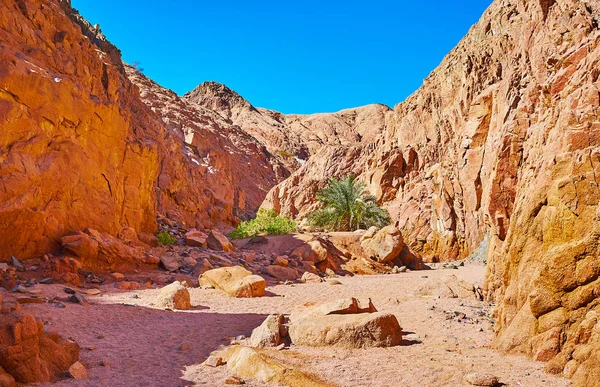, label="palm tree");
[306,175,391,231]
